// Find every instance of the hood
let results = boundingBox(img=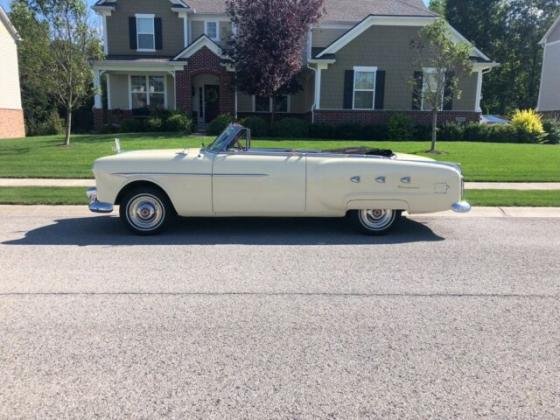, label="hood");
[393,152,435,162]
